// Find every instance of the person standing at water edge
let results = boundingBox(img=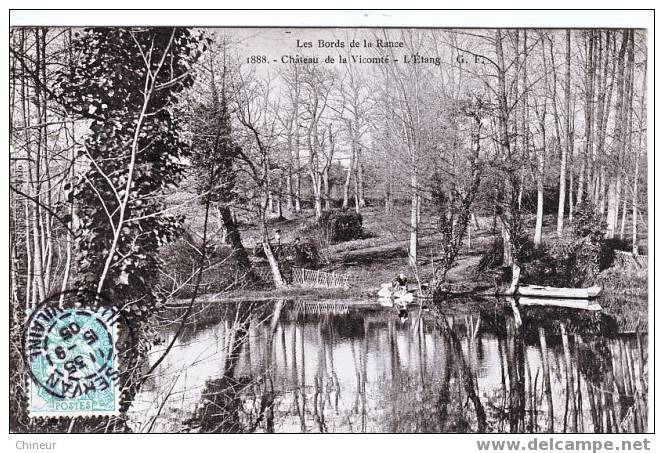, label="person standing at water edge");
[392,273,408,293]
